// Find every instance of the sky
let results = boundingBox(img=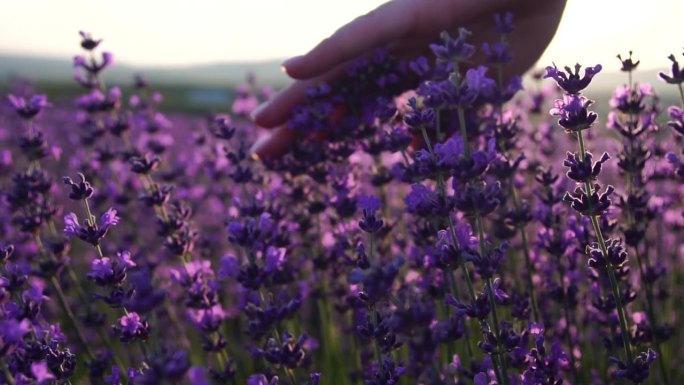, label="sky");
[0,0,682,71]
